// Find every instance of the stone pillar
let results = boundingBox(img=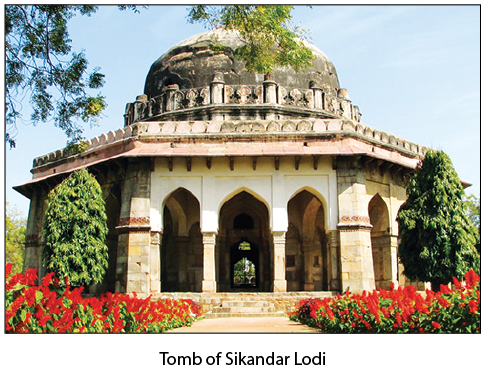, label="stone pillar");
[23,189,47,273]
[336,157,375,293]
[264,79,278,104]
[272,231,287,292]
[150,231,162,294]
[310,81,323,109]
[202,232,217,292]
[133,94,147,122]
[303,236,314,291]
[337,89,352,119]
[327,230,341,291]
[115,158,152,295]
[389,235,399,288]
[176,236,190,291]
[165,85,179,112]
[210,73,225,104]
[210,73,225,121]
